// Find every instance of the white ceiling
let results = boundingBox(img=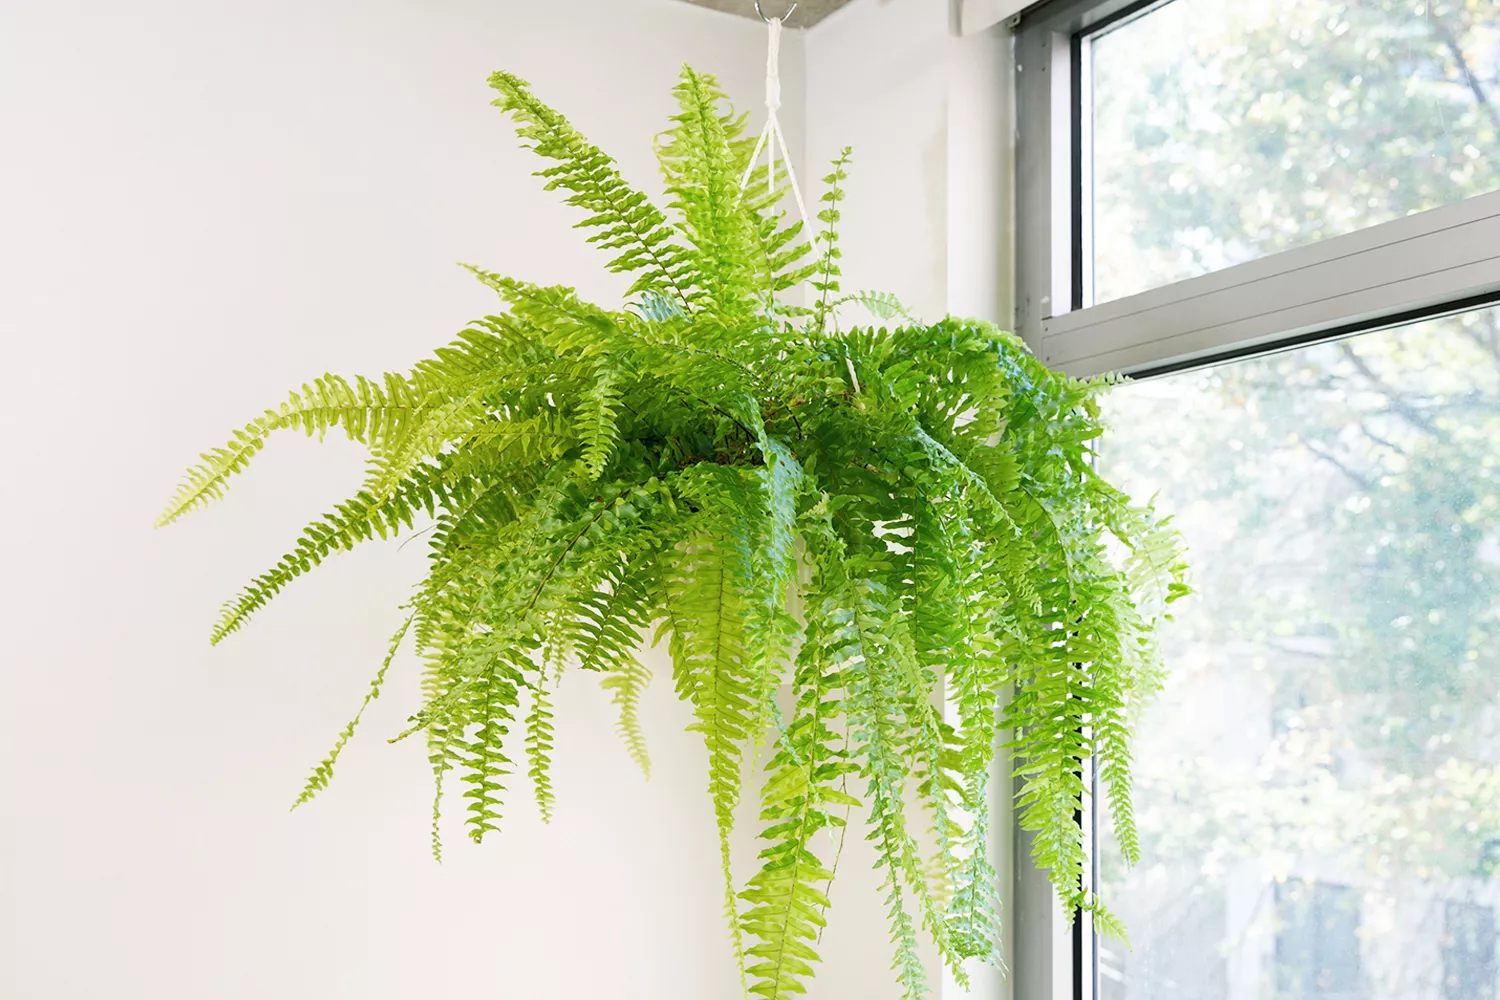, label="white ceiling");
[676,0,861,29]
